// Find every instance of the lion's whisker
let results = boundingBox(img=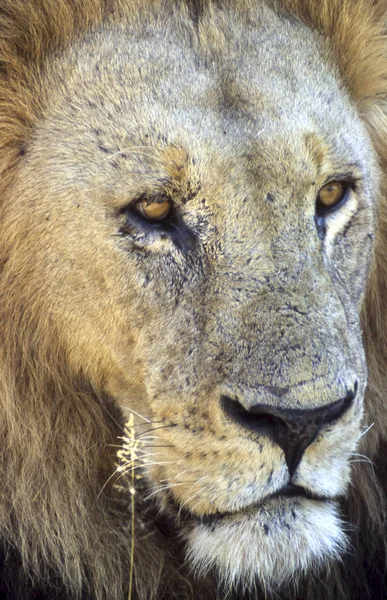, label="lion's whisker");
[97,467,122,500]
[356,423,375,441]
[90,383,125,432]
[121,420,164,429]
[120,460,174,472]
[137,424,176,438]
[350,452,375,465]
[349,460,376,475]
[158,467,193,484]
[144,482,192,502]
[119,407,153,423]
[177,486,204,519]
